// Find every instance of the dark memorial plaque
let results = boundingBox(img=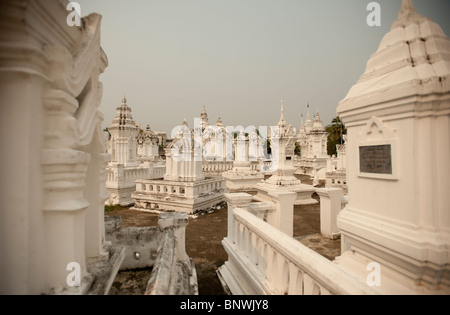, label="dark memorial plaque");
[359,145,392,175]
